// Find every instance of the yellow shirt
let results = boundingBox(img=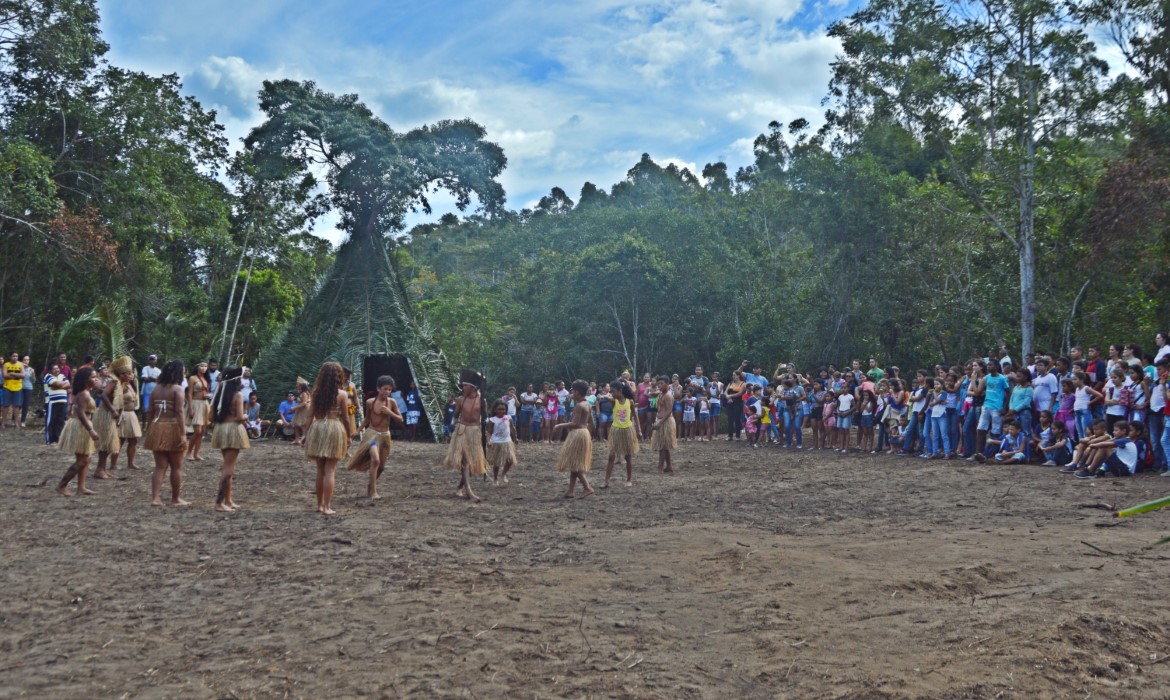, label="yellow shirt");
[613,397,634,429]
[3,362,22,392]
